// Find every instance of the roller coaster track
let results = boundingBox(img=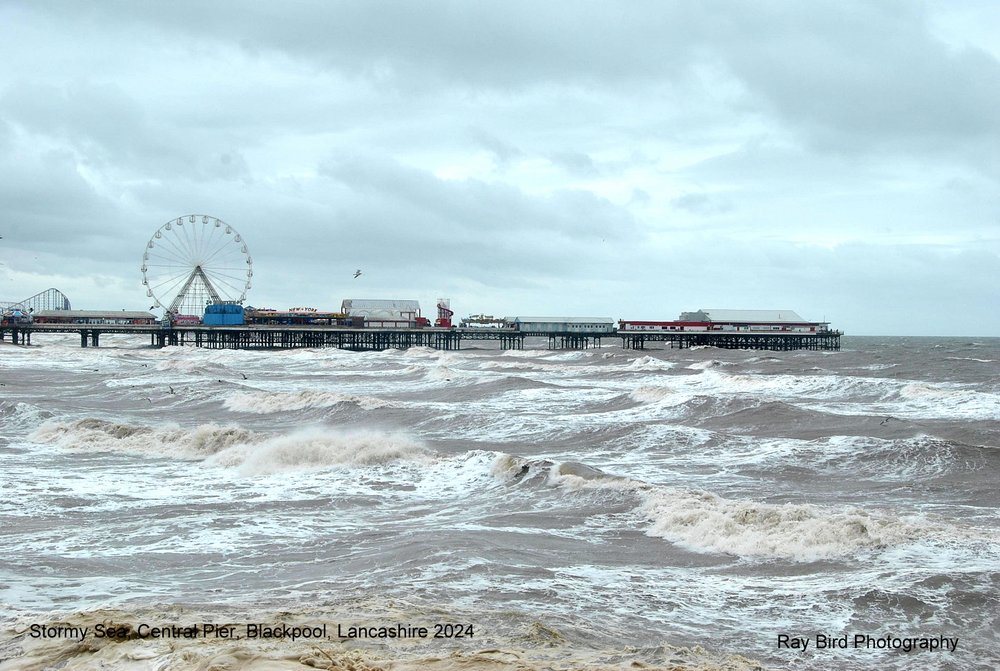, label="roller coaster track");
[0,287,71,312]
